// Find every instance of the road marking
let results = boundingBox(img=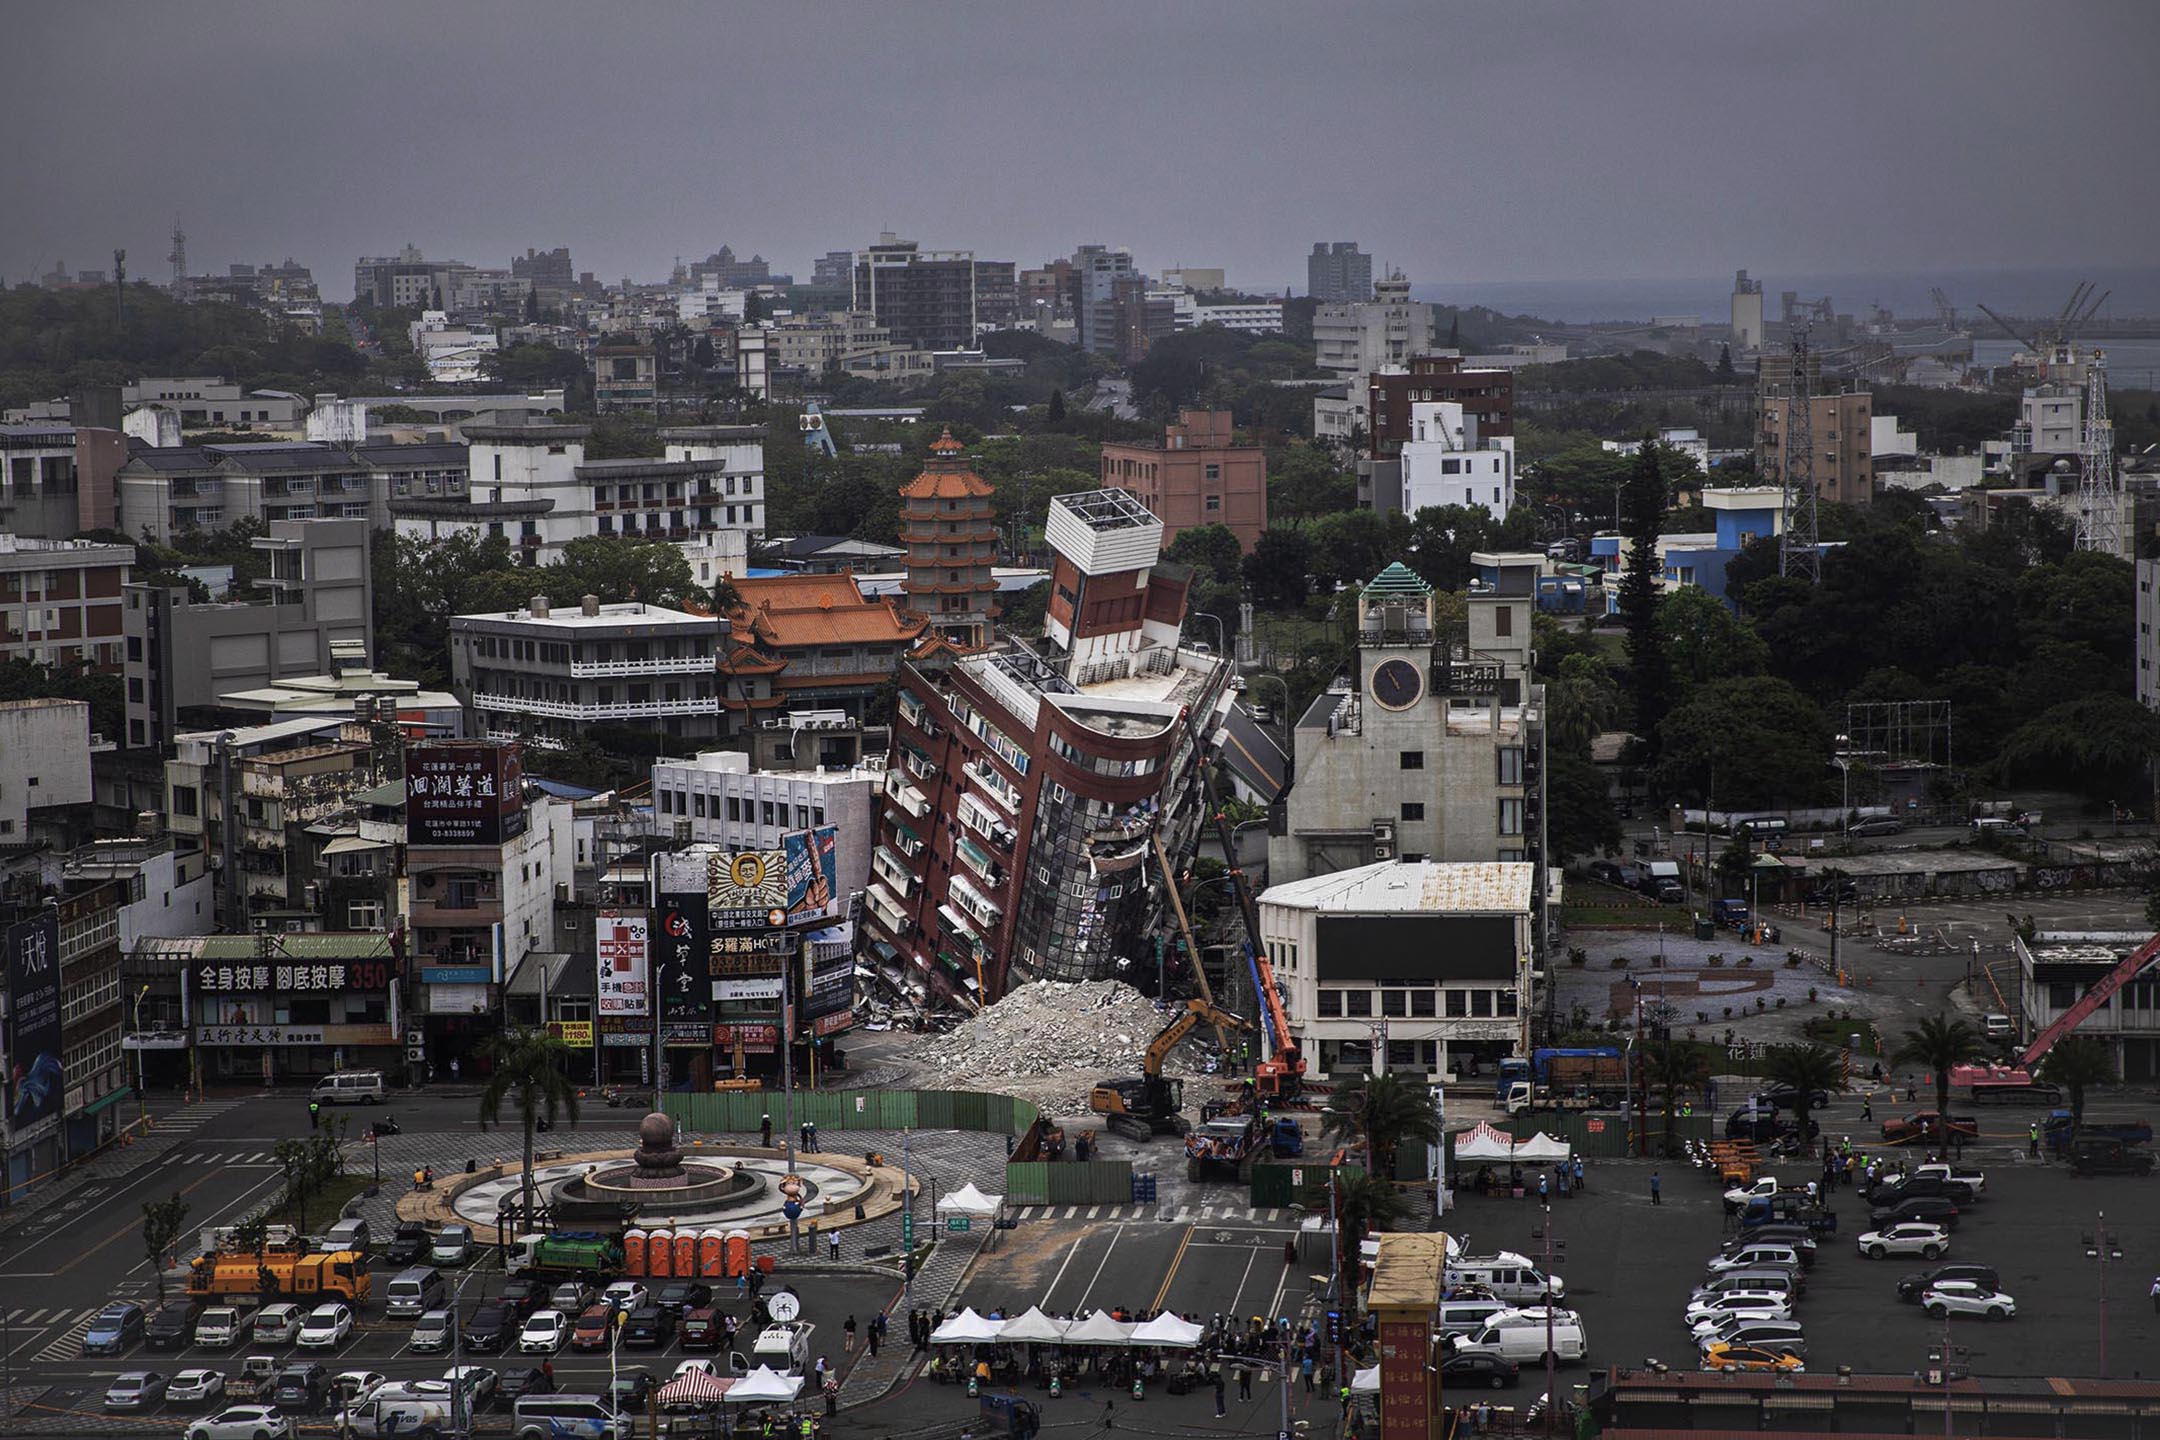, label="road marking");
[1087,1205,1102,1220]
[1073,1223,1128,1310]
[1038,1229,1094,1309]
[1150,1224,1195,1313]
